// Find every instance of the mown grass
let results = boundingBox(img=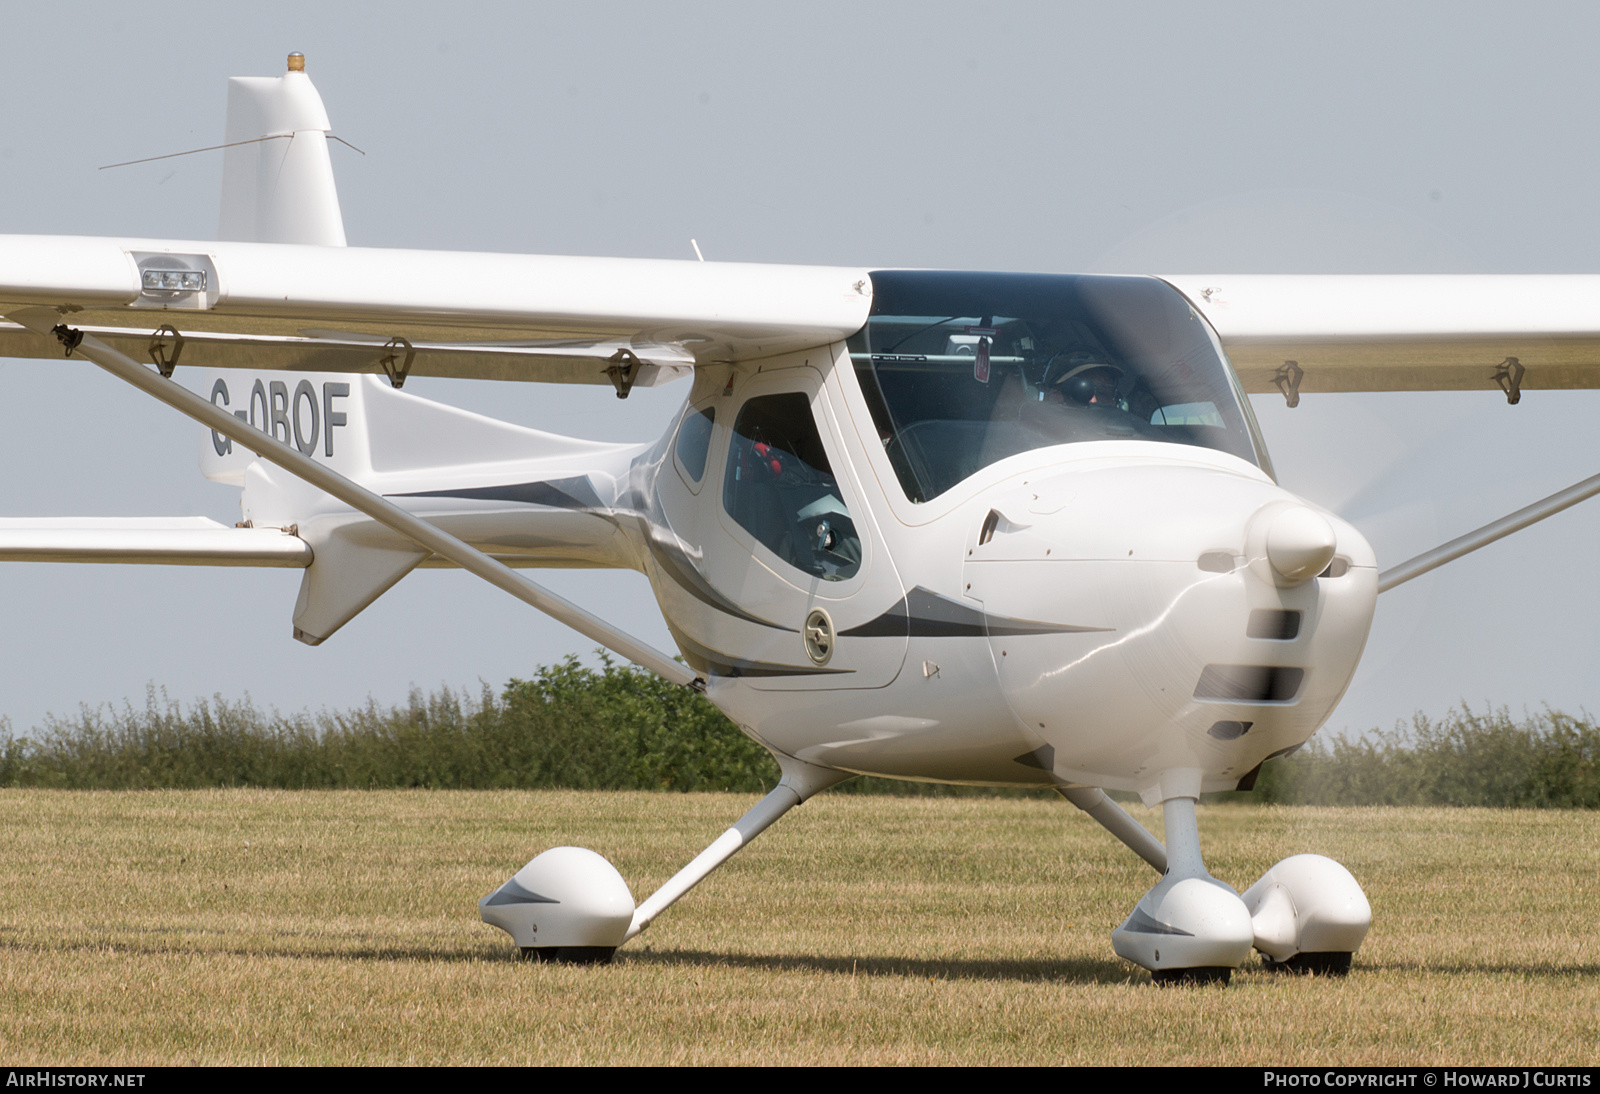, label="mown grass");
[1,791,1596,1065]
